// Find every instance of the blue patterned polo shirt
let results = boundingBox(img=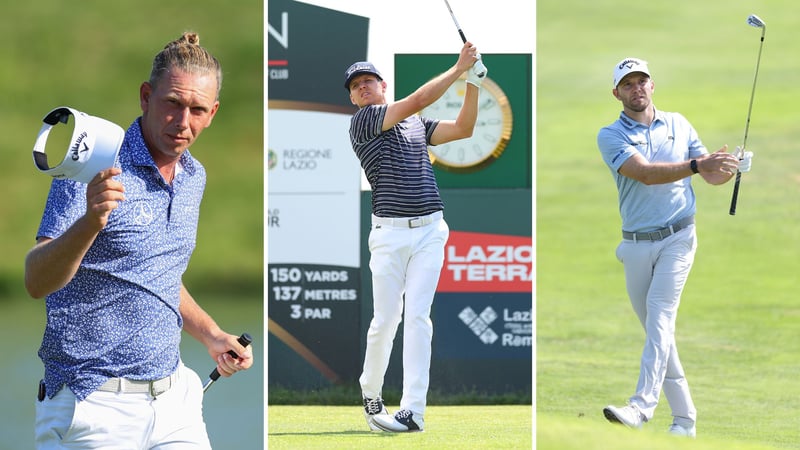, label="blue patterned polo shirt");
[35,118,206,401]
